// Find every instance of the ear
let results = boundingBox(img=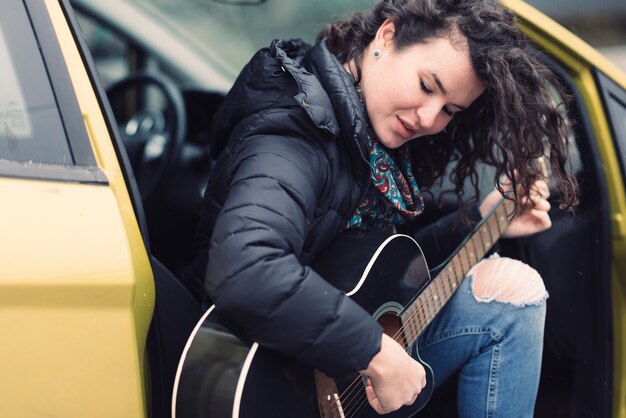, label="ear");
[373,18,396,50]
